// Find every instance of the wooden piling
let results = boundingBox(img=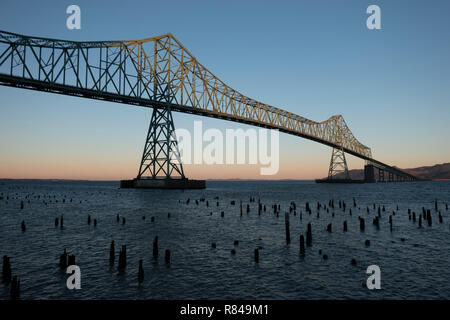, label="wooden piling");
[427,210,432,226]
[300,235,305,255]
[285,212,291,244]
[138,260,144,283]
[240,200,243,216]
[10,275,20,300]
[306,223,312,246]
[59,249,67,269]
[68,255,76,266]
[359,217,365,231]
[153,236,158,259]
[109,241,115,265]
[2,255,12,284]
[254,248,259,263]
[118,245,126,270]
